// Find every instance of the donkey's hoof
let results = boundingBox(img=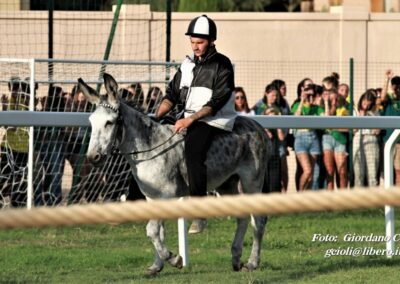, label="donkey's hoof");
[188,219,207,234]
[168,254,183,269]
[145,265,163,276]
[242,263,257,272]
[232,261,244,271]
